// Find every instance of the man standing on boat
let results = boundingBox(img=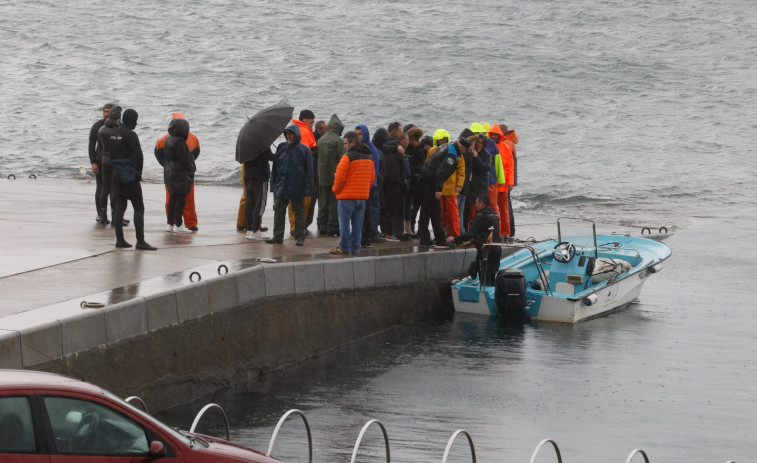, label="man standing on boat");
[447,194,502,285]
